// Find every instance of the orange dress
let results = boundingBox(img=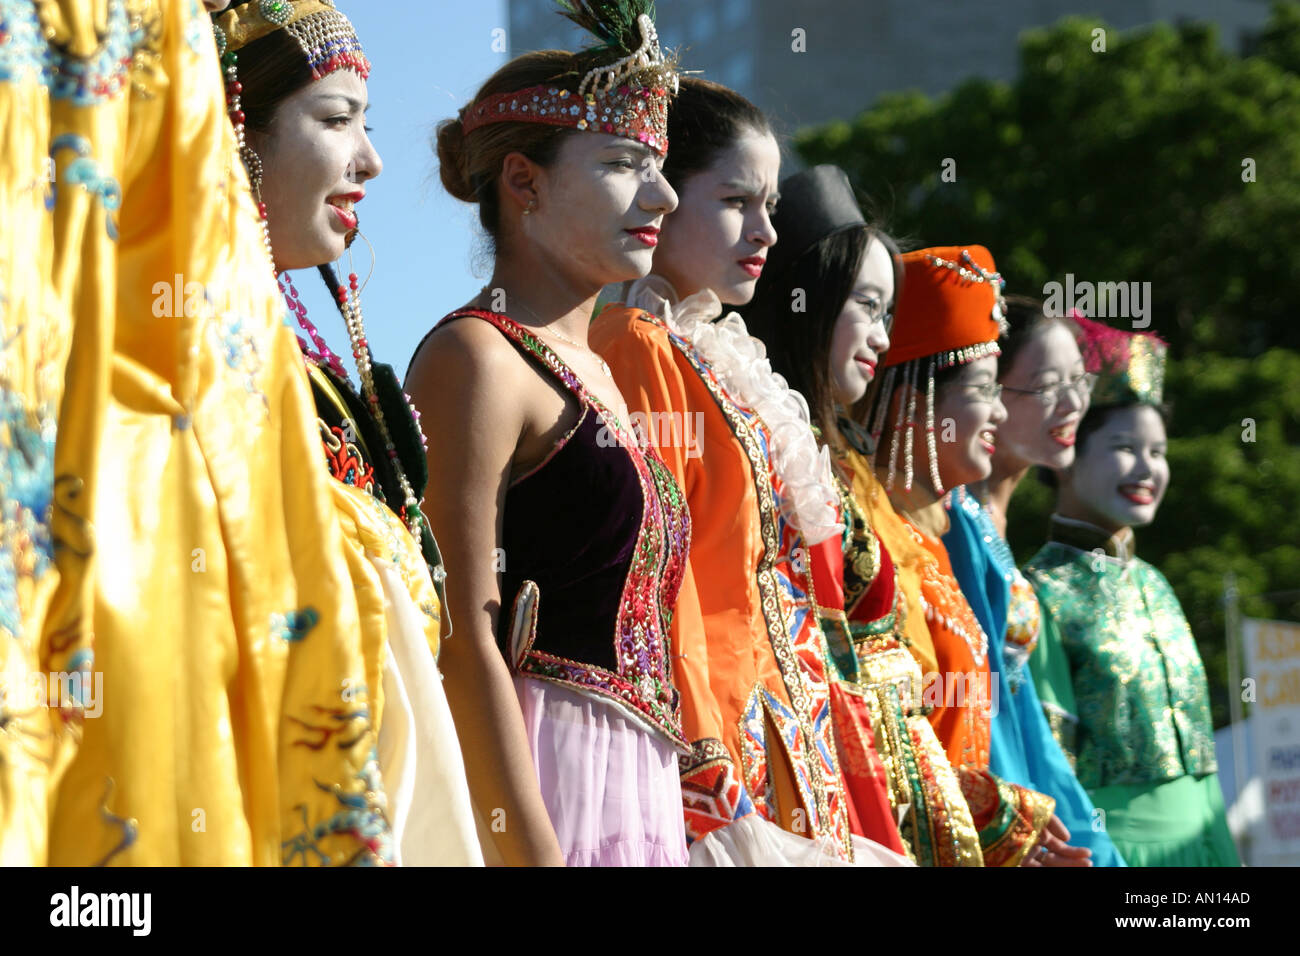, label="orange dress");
[591,281,907,865]
[852,452,1055,865]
